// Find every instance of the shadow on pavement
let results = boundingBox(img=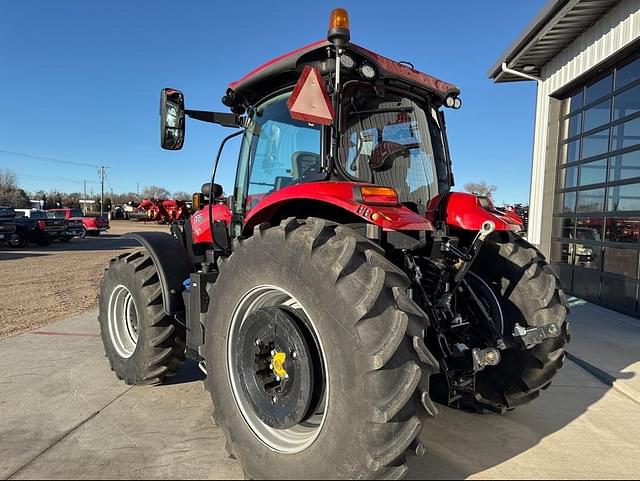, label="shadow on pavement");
[164,359,206,386]
[0,251,48,261]
[406,301,640,479]
[0,236,142,258]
